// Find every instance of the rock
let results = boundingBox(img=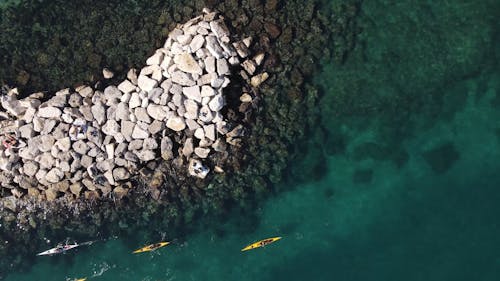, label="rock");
[147,104,169,120]
[194,128,205,139]
[174,53,203,75]
[18,124,34,139]
[204,124,216,141]
[208,94,225,112]
[194,147,210,158]
[148,120,165,135]
[132,125,149,139]
[188,159,209,179]
[184,99,199,119]
[182,138,194,157]
[68,93,83,107]
[54,137,71,152]
[76,85,93,98]
[72,140,89,155]
[198,106,214,123]
[102,119,120,136]
[134,107,151,123]
[23,161,39,177]
[204,56,216,73]
[254,52,265,66]
[206,36,225,59]
[190,34,205,52]
[80,154,93,168]
[121,120,135,142]
[70,182,83,197]
[200,85,216,97]
[45,188,58,201]
[118,80,136,94]
[45,167,63,183]
[113,167,130,181]
[129,92,141,109]
[138,75,158,92]
[103,68,114,79]
[177,34,192,45]
[160,56,173,71]
[160,136,174,160]
[115,102,130,121]
[240,93,253,103]
[135,150,155,162]
[171,71,196,86]
[212,138,227,152]
[39,135,55,152]
[38,106,62,119]
[233,41,249,58]
[166,116,186,131]
[146,51,164,65]
[186,118,200,131]
[182,86,202,103]
[210,77,225,88]
[209,20,230,38]
[91,102,106,125]
[250,72,269,87]
[242,60,257,75]
[141,138,157,150]
[79,105,94,121]
[216,58,230,75]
